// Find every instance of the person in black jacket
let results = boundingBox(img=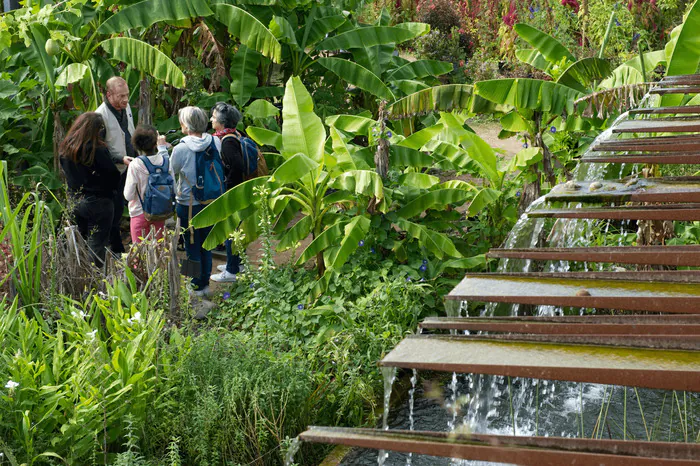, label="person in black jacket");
[60,112,121,267]
[210,102,245,282]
